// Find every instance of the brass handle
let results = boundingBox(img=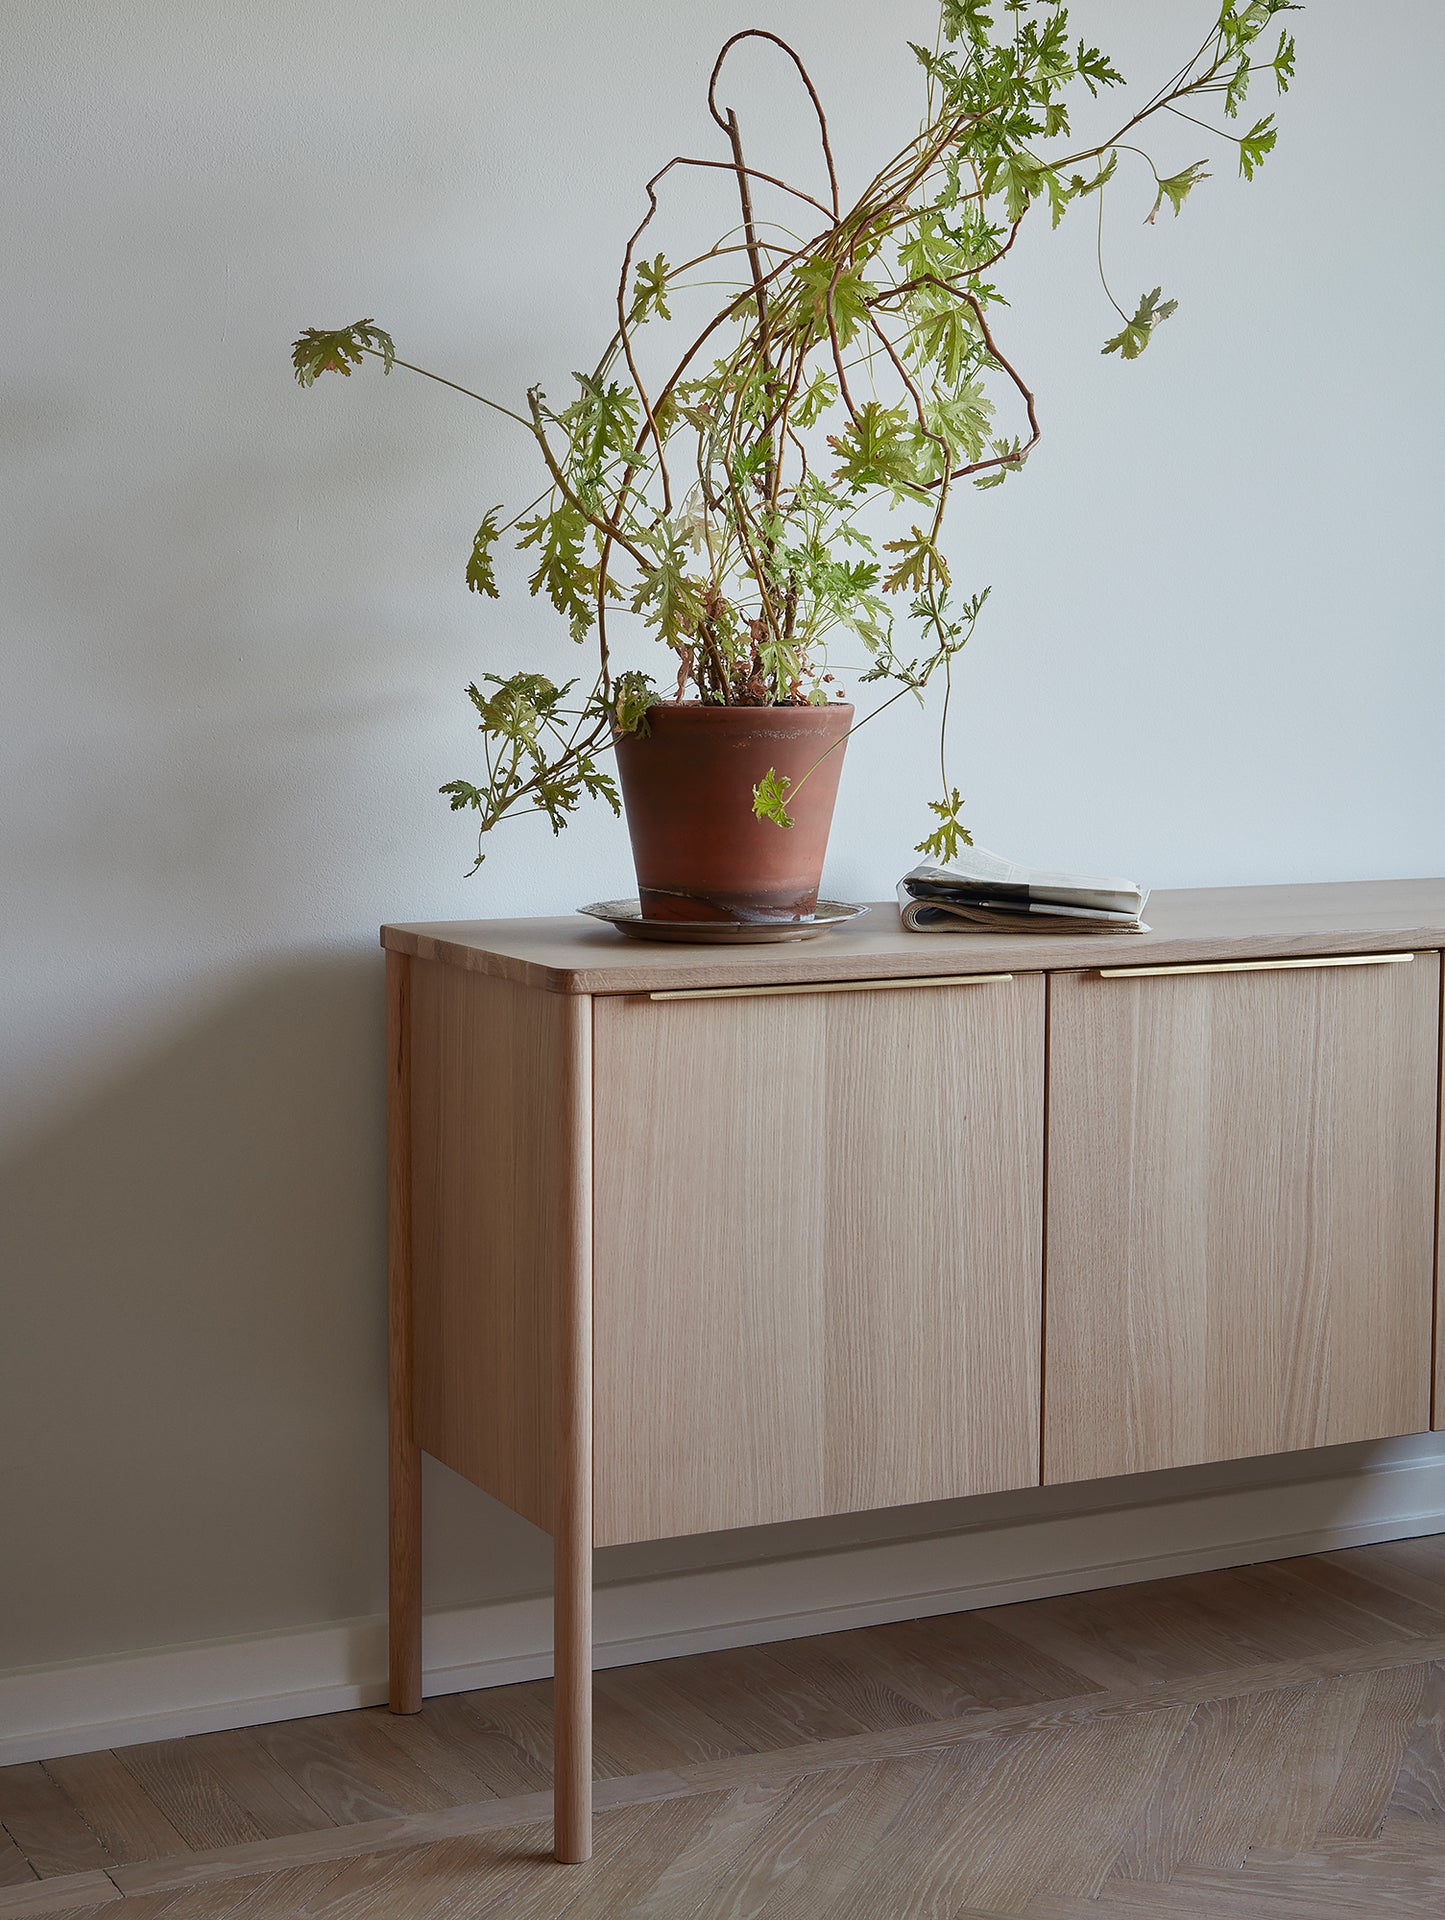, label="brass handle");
[1098,952,1414,980]
[649,972,1014,1003]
